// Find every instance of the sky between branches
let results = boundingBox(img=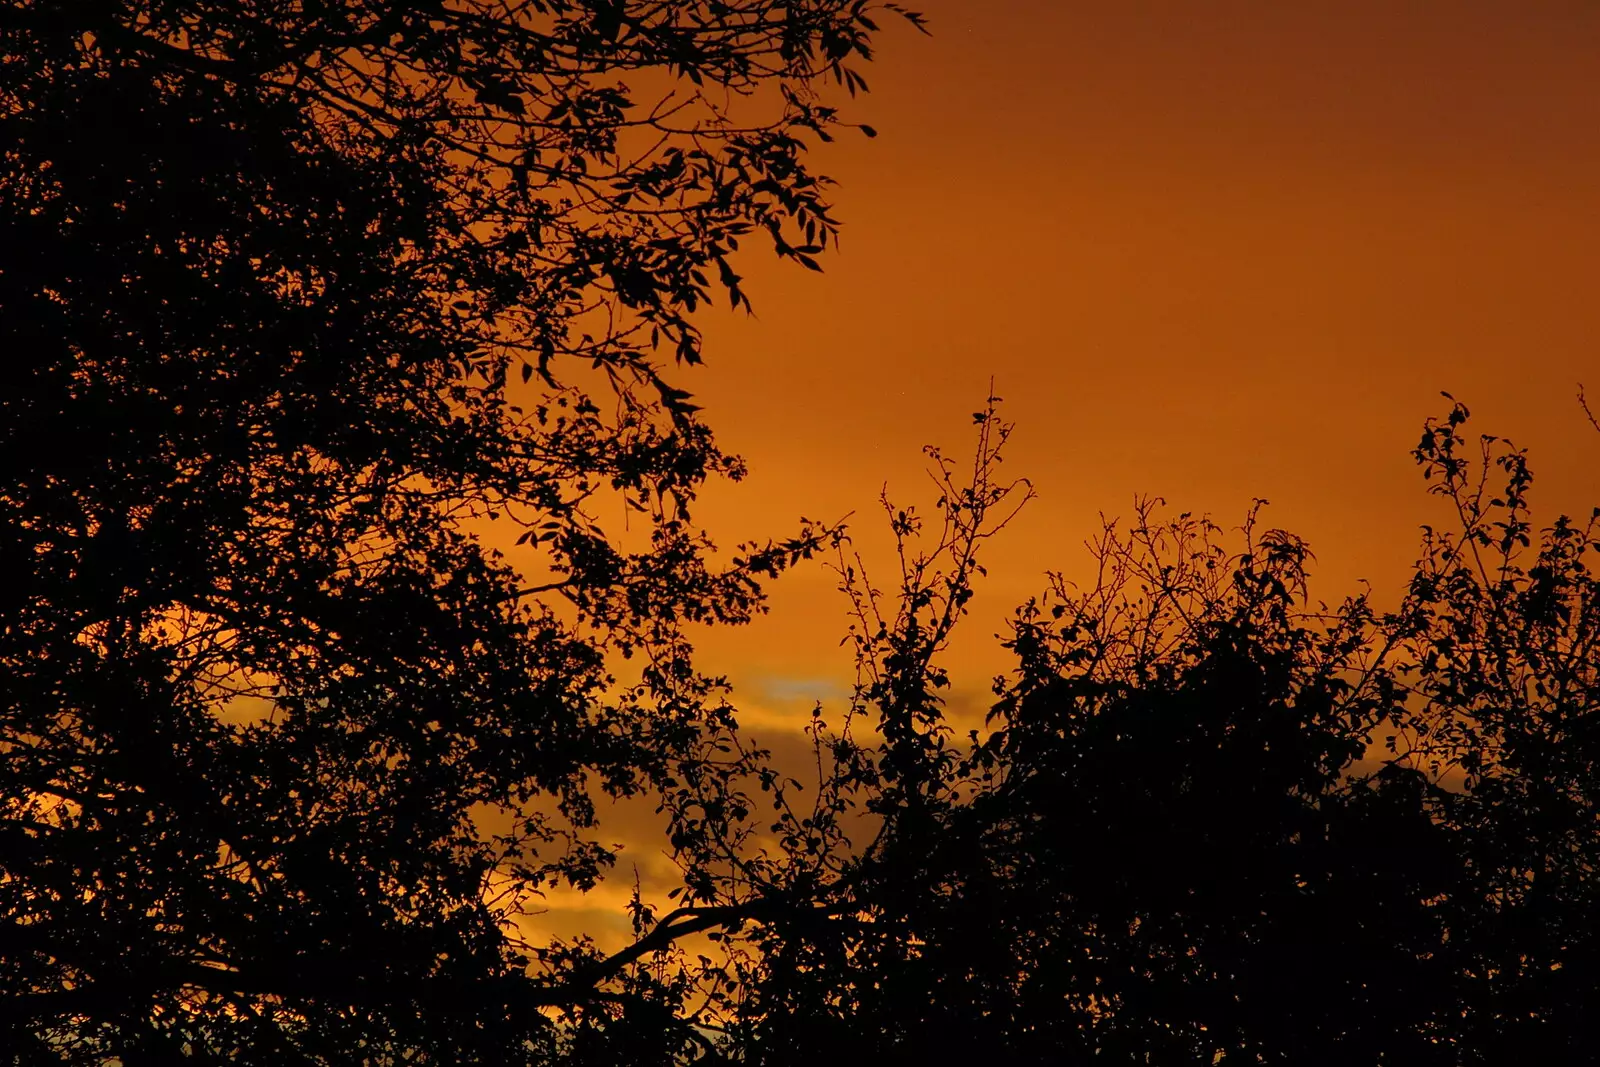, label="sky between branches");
[491,0,1600,947]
